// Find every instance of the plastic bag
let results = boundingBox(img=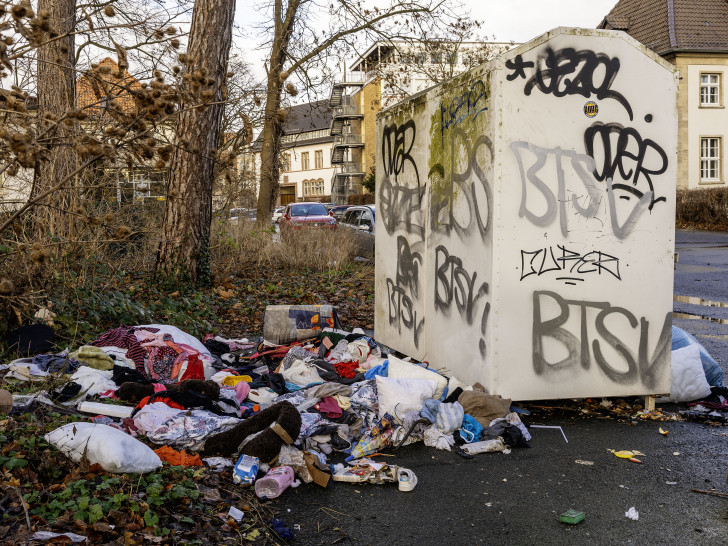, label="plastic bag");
[45,423,161,474]
[672,326,723,387]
